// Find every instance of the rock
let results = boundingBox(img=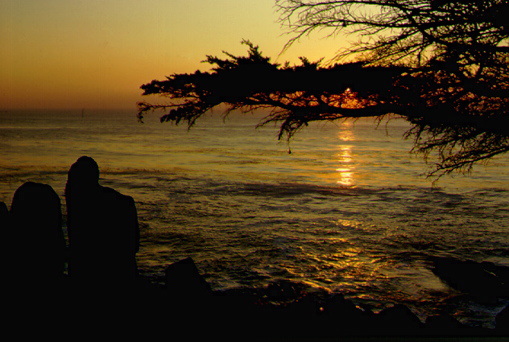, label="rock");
[425,314,466,334]
[496,305,509,332]
[376,304,423,333]
[431,257,509,300]
[321,293,360,317]
[165,257,212,298]
[265,279,308,302]
[319,293,375,335]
